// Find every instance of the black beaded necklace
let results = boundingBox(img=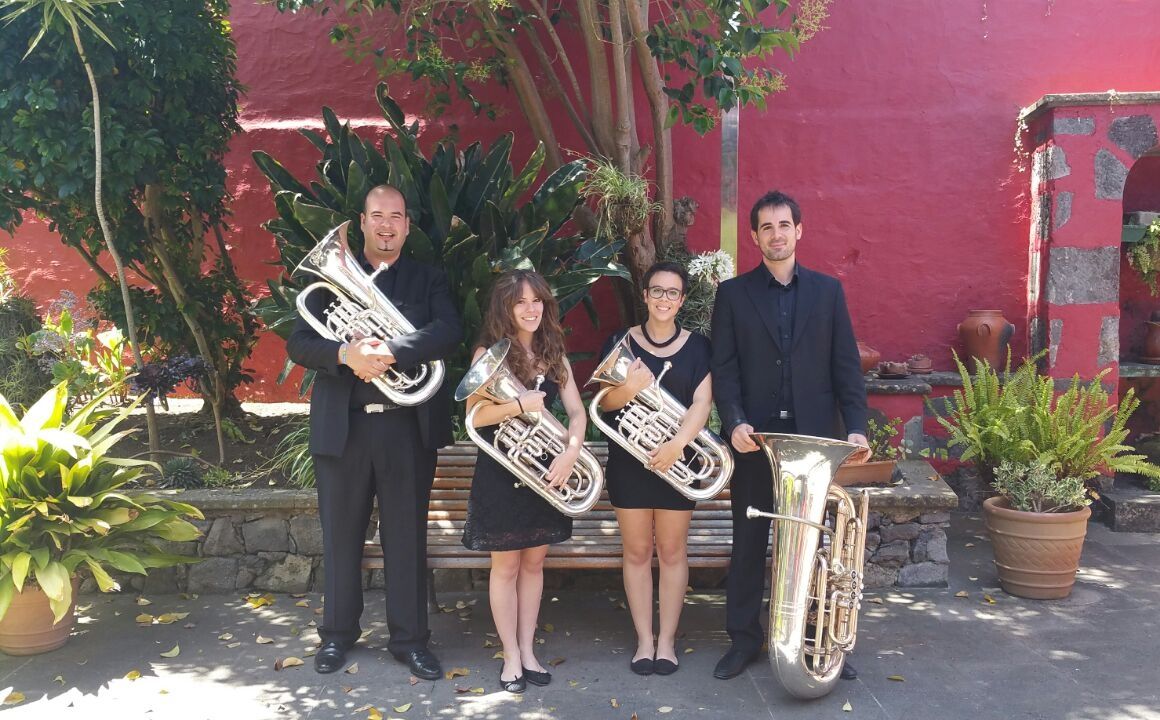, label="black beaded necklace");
[640,322,681,348]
